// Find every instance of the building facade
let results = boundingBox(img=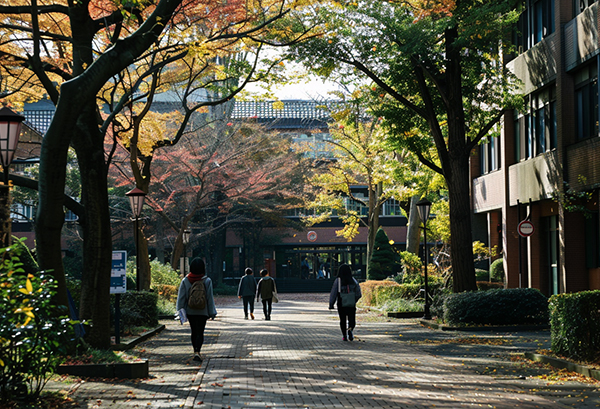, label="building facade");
[472,0,600,296]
